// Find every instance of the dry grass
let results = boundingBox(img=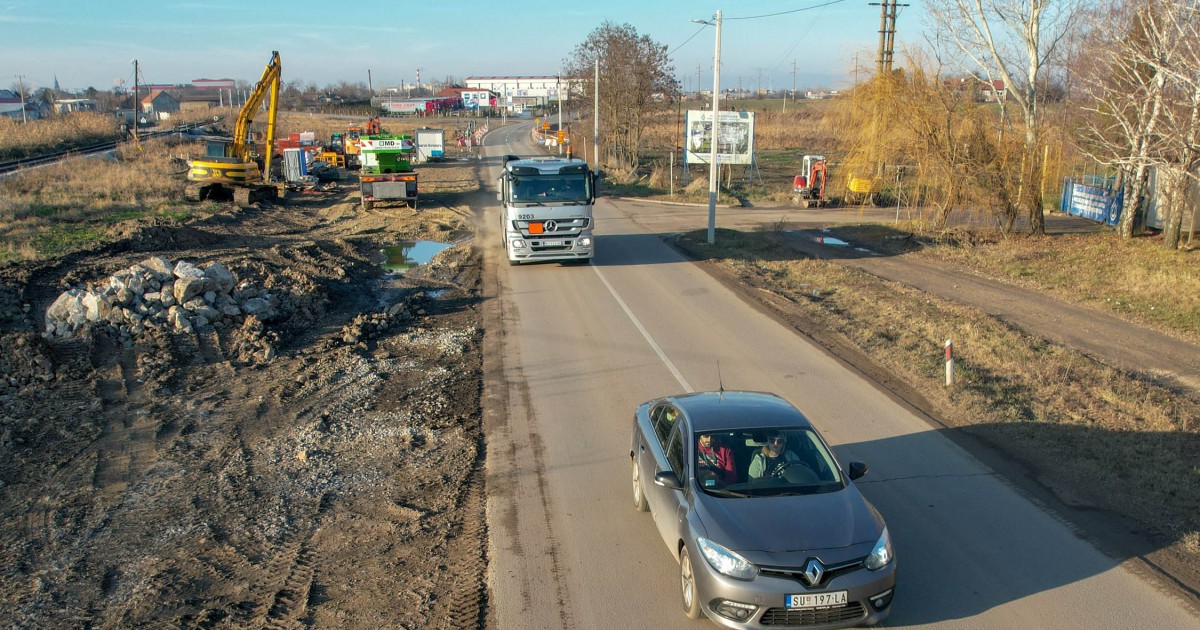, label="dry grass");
[678,227,1200,561]
[0,138,196,262]
[0,113,124,161]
